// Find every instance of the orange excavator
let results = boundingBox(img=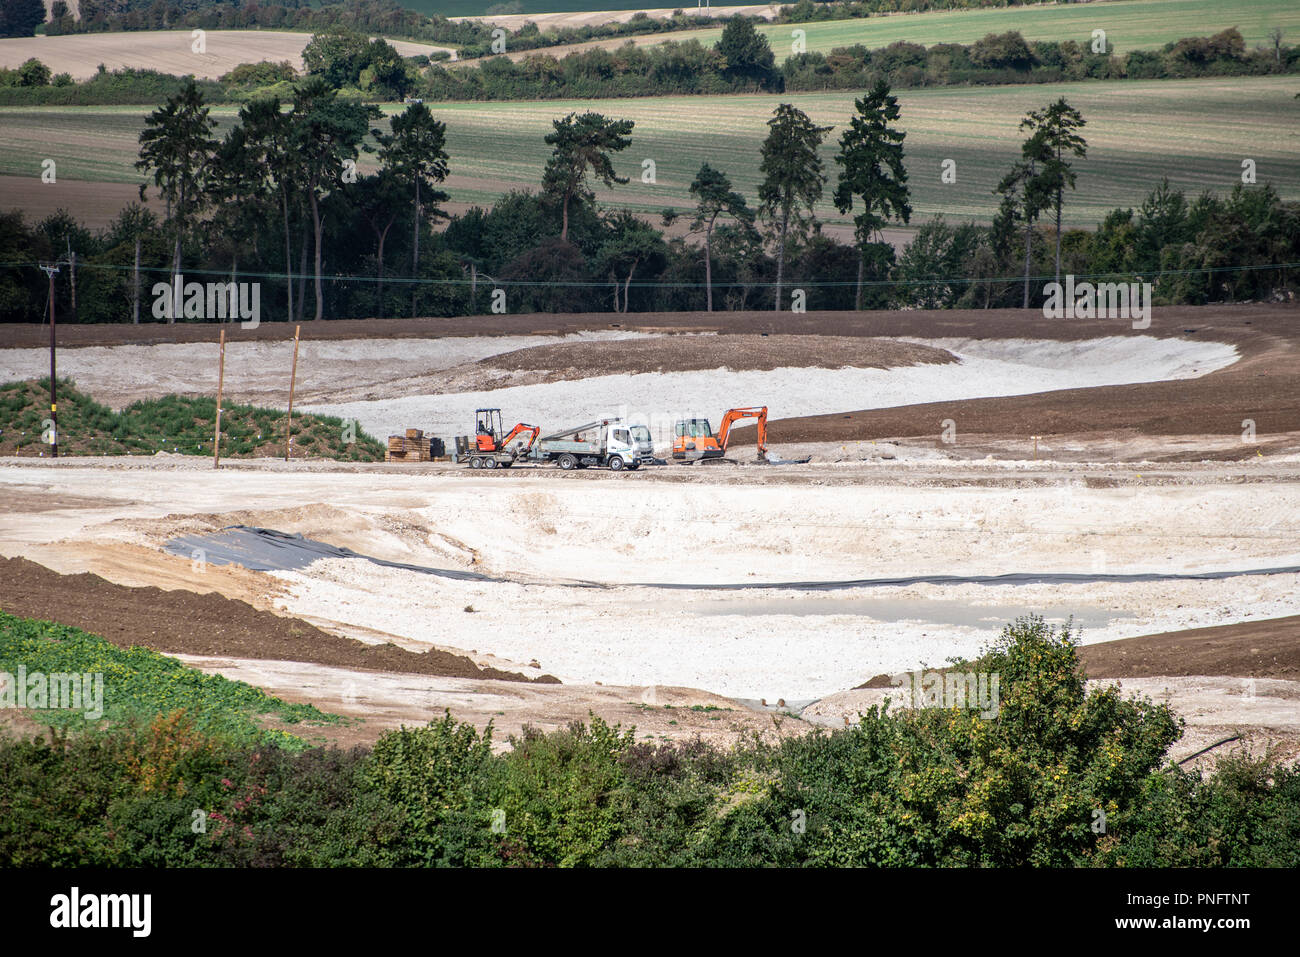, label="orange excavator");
[672,407,768,462]
[465,408,540,469]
